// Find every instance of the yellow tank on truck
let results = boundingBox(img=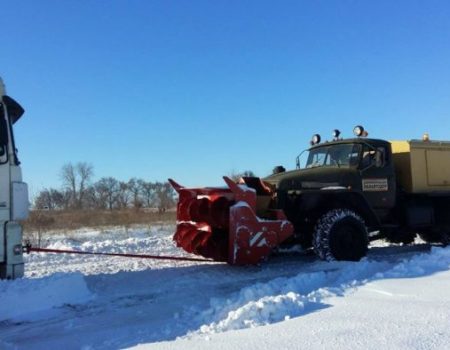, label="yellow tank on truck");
[391,139,450,193]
